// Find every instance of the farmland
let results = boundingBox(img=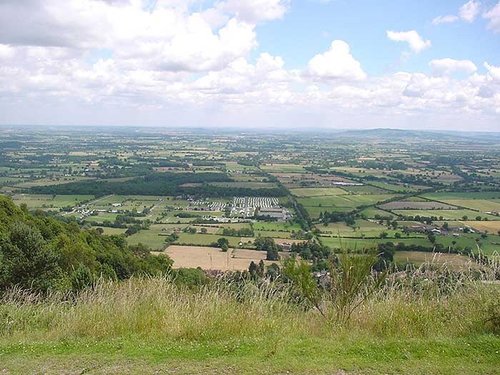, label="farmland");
[159,245,283,271]
[1,126,500,375]
[0,126,499,269]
